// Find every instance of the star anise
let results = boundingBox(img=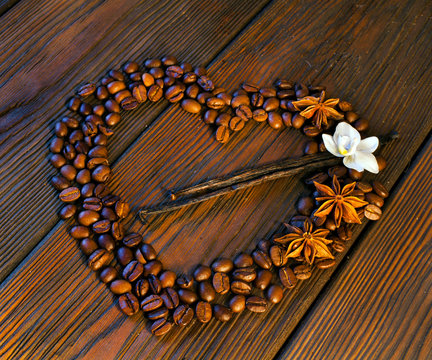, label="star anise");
[274,219,333,265]
[292,90,344,129]
[314,175,368,227]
